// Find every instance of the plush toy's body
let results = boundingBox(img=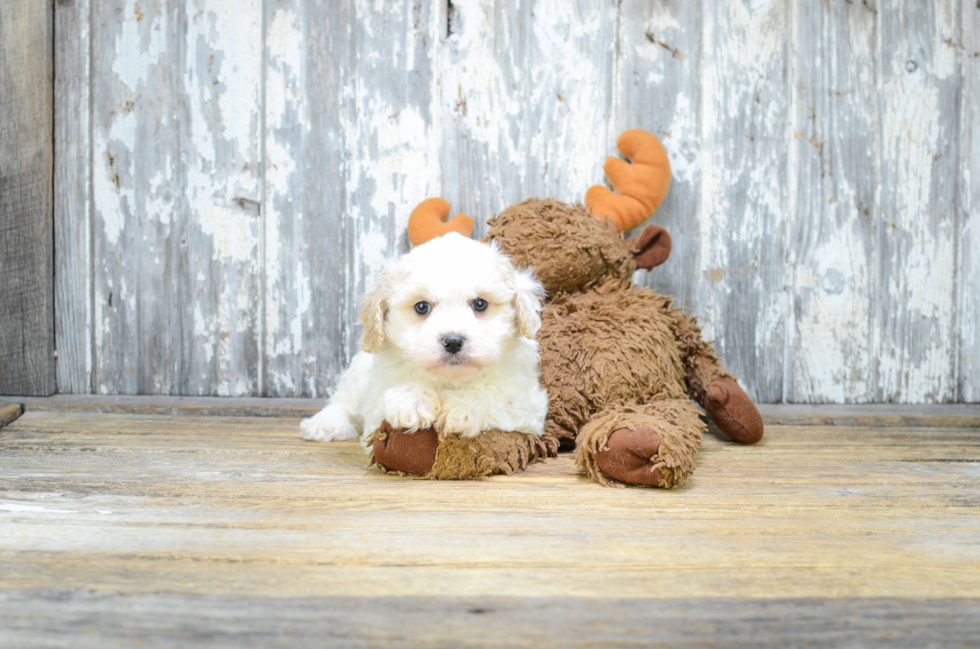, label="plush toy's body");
[368,130,763,488]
